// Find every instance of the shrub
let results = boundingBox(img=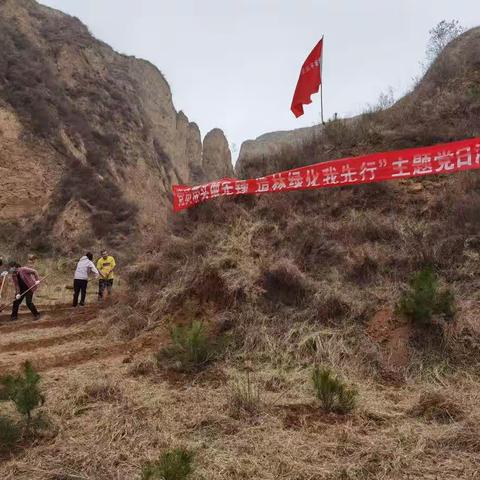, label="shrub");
[156,321,218,372]
[262,259,312,306]
[141,448,194,480]
[228,372,261,418]
[311,366,357,414]
[397,267,455,326]
[425,20,465,67]
[0,415,20,454]
[0,361,45,424]
[315,293,351,323]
